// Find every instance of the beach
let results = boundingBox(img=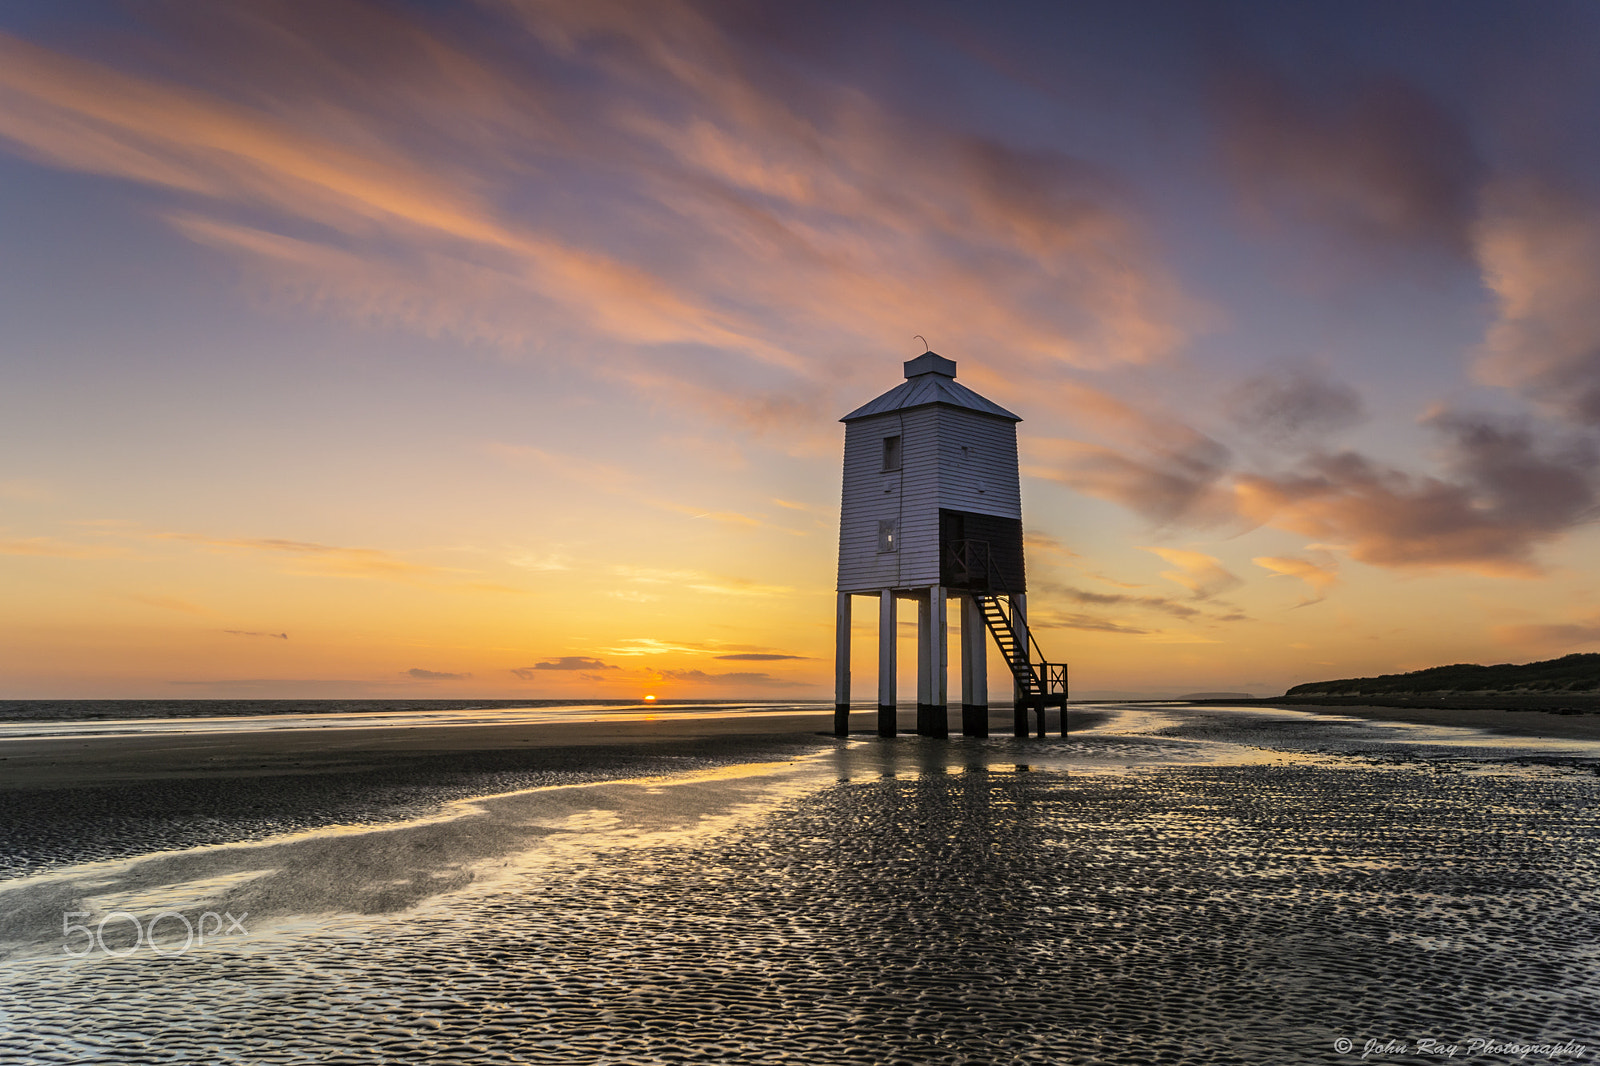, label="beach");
[1217,696,1600,742]
[2,702,1598,1063]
